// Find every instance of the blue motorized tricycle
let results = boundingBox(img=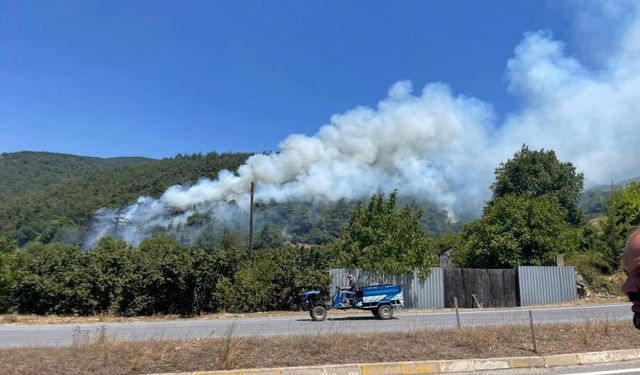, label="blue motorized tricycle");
[301,284,404,321]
